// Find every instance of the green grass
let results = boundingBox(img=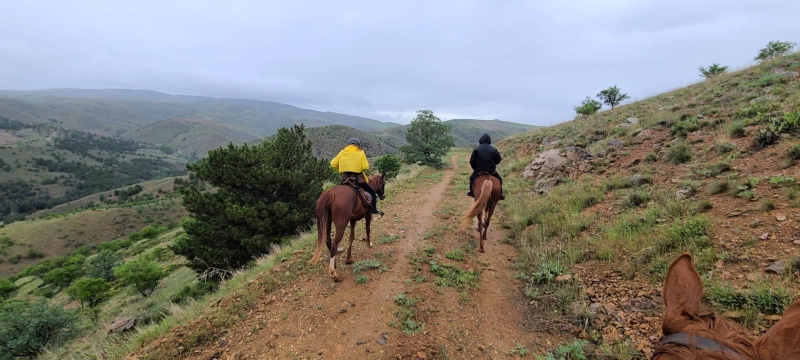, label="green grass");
[428,261,480,288]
